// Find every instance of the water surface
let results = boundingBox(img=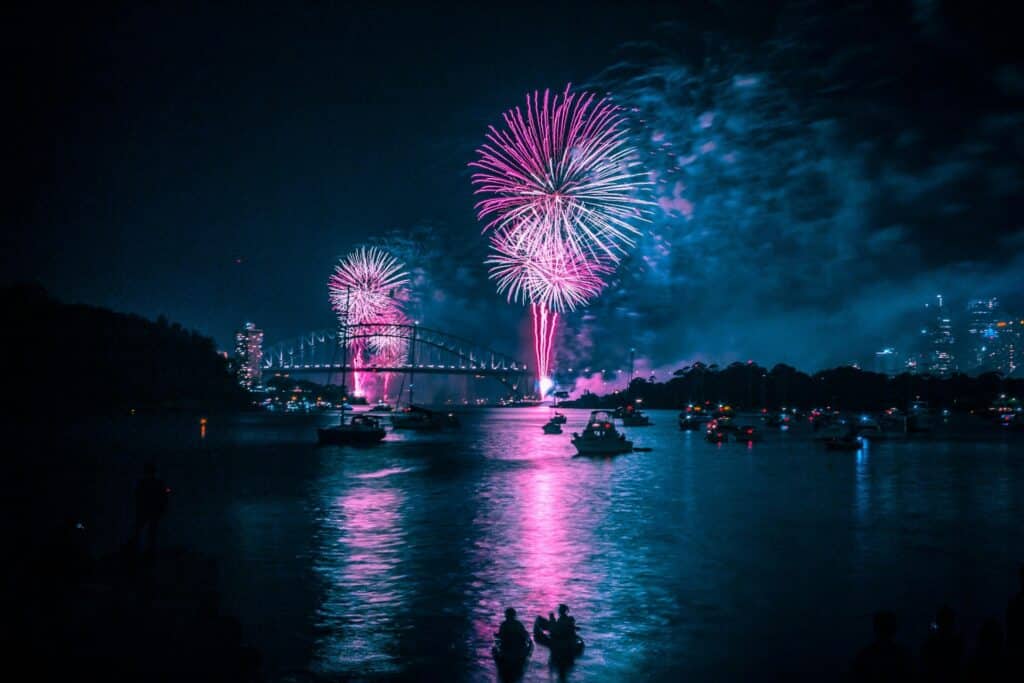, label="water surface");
[65,408,1024,680]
